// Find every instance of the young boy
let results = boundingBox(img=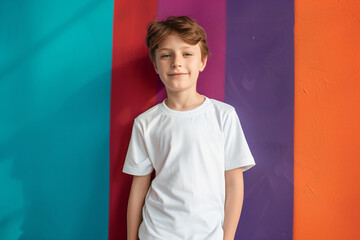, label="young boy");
[123,16,255,240]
